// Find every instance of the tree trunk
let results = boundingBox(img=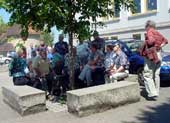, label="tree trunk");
[68,32,75,90]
